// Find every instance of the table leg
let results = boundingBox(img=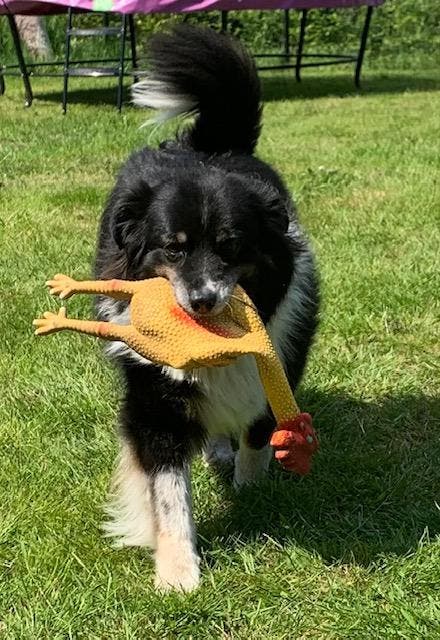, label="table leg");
[128,14,138,84]
[295,9,308,83]
[355,5,374,88]
[221,10,228,33]
[283,10,290,58]
[117,13,128,112]
[7,14,33,107]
